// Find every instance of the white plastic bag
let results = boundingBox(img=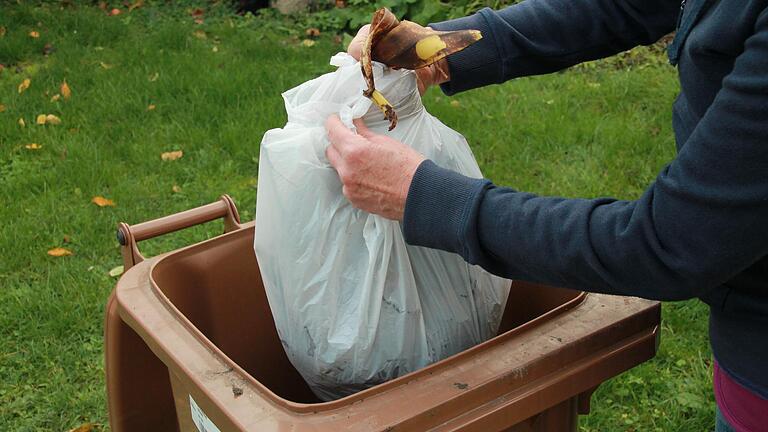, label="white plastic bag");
[254,53,510,401]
